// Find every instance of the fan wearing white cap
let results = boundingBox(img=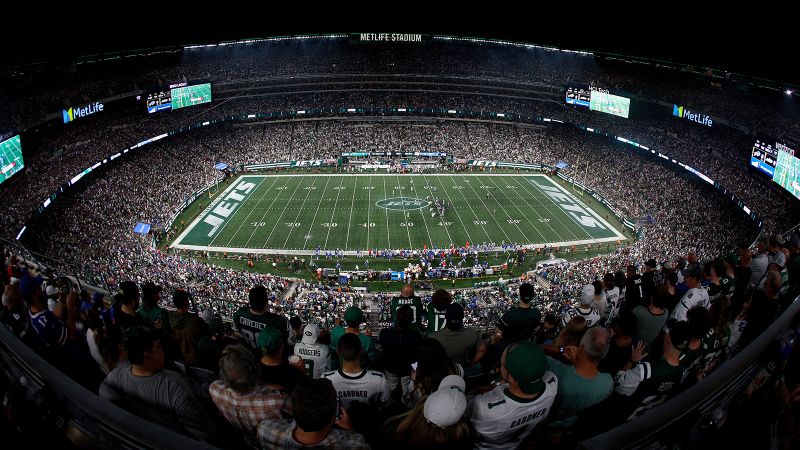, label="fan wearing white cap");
[390,375,474,448]
[560,285,602,328]
[293,324,330,379]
